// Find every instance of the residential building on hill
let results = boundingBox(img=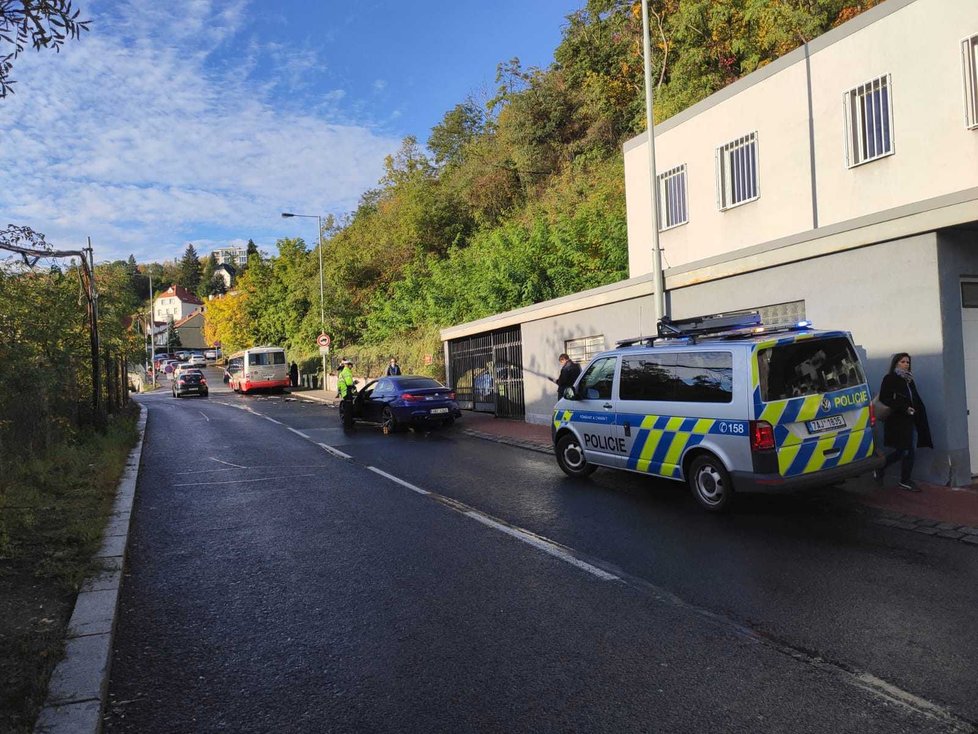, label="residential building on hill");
[212,246,247,268]
[154,284,203,324]
[440,0,978,485]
